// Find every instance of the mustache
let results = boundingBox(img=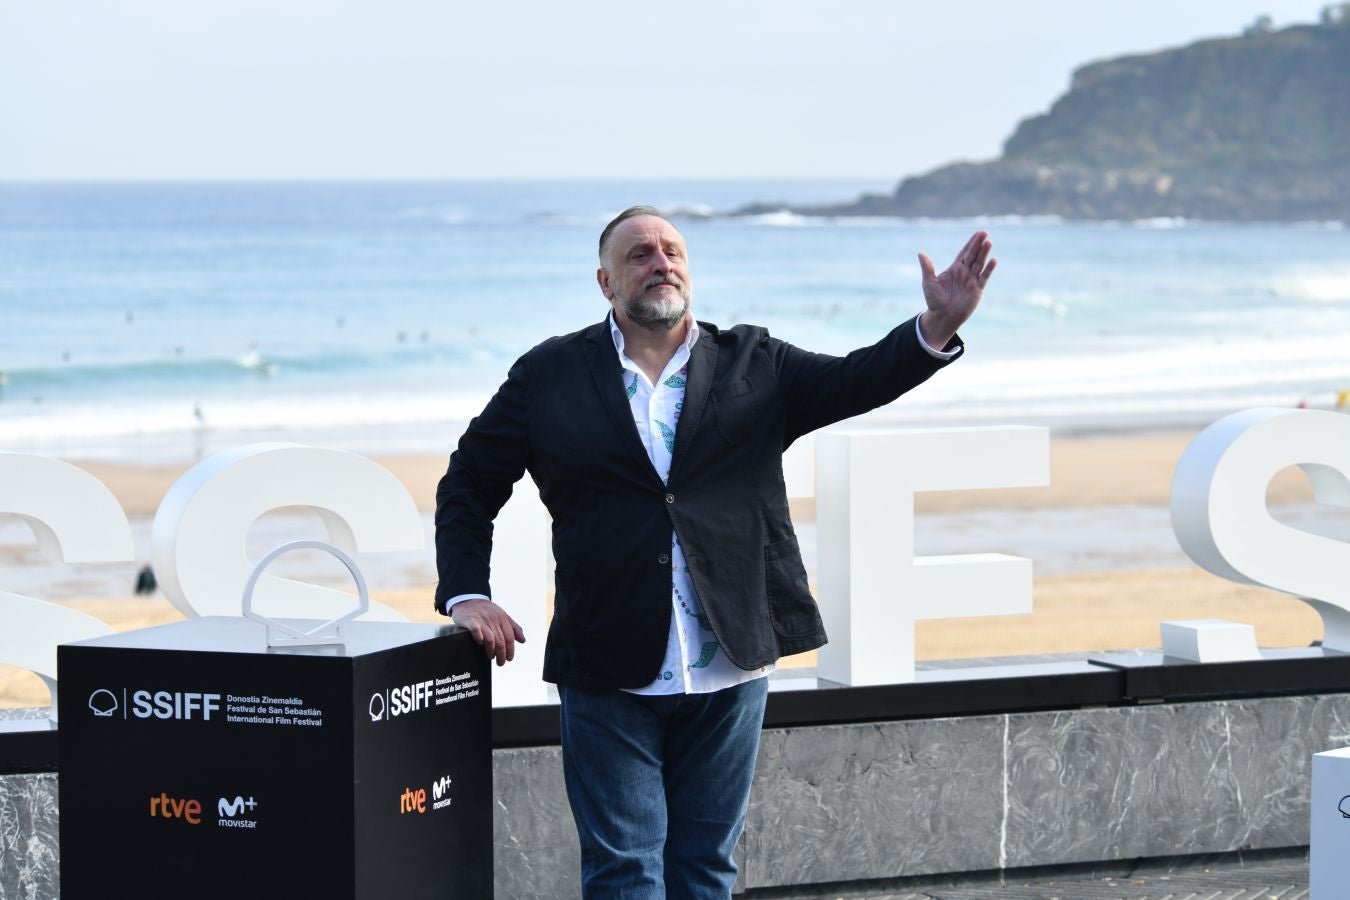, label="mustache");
[643,275,684,291]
